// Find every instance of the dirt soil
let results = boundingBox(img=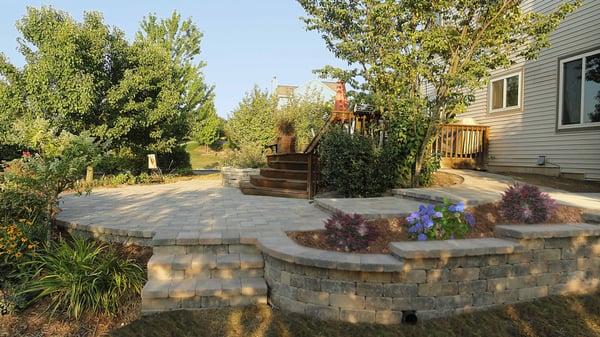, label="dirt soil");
[110,293,600,337]
[0,243,152,337]
[288,203,584,254]
[503,172,600,193]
